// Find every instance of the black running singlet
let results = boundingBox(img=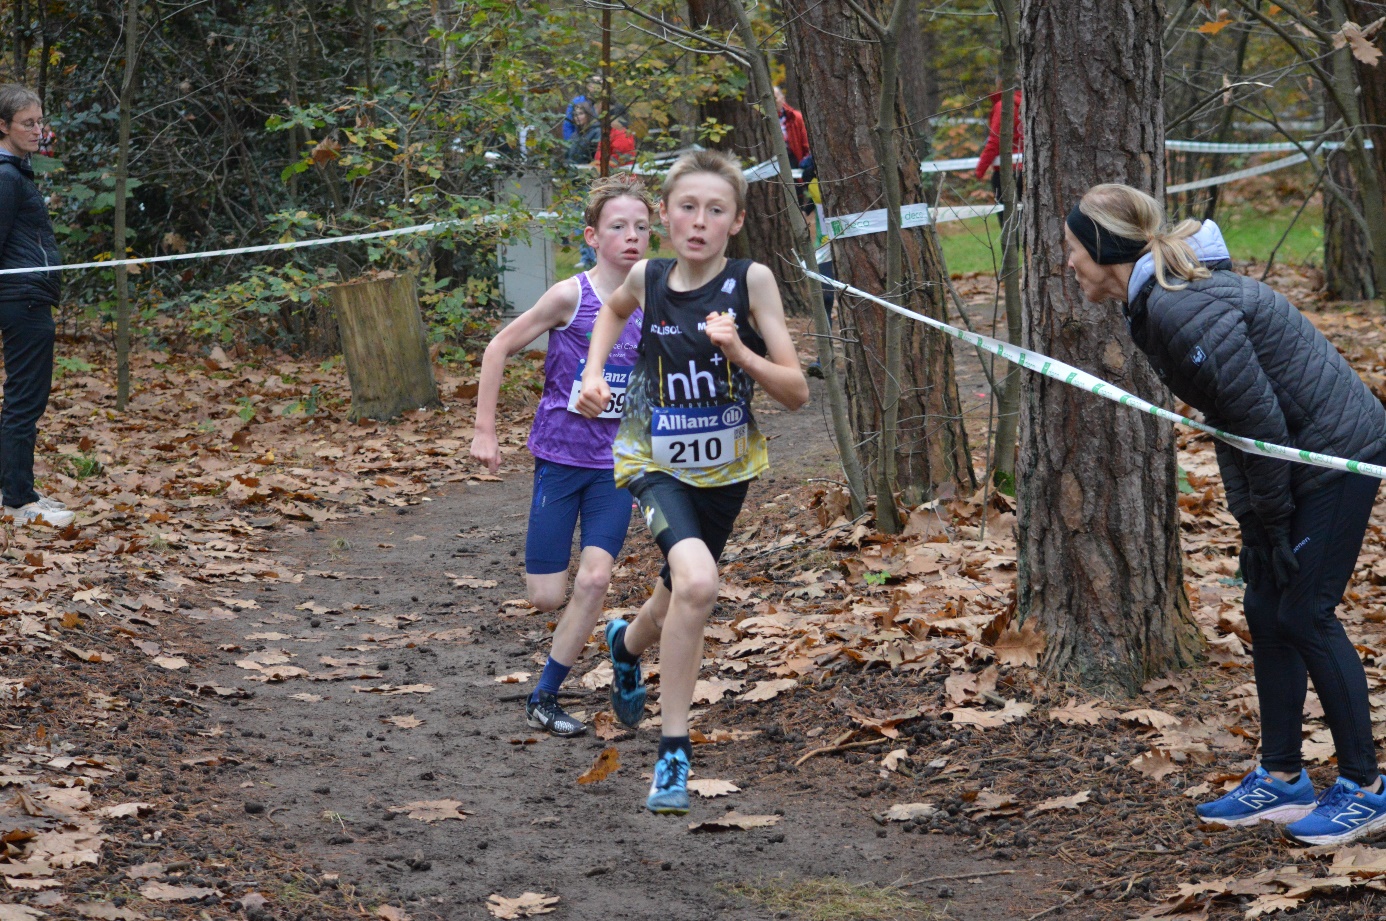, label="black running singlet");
[612,258,770,488]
